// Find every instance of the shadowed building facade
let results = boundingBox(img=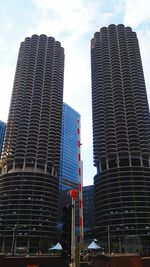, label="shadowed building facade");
[0,34,64,253]
[91,24,150,254]
[83,185,94,232]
